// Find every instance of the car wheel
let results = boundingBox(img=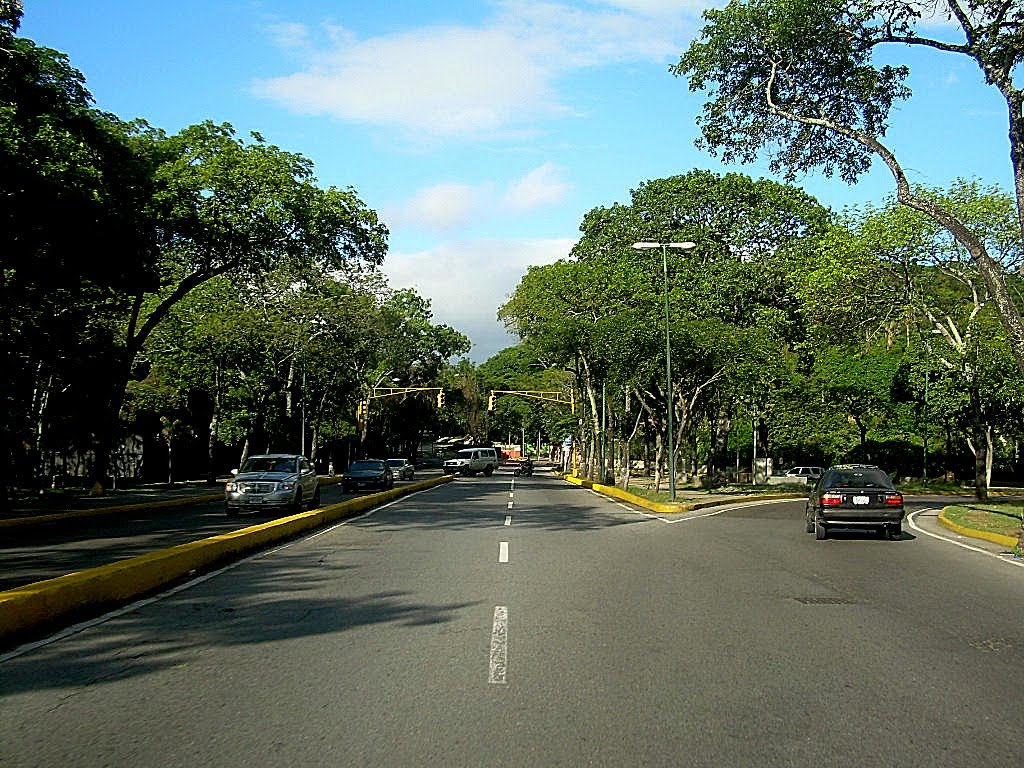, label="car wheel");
[483,465,494,476]
[309,486,321,510]
[226,504,238,517]
[887,524,901,540]
[290,491,303,514]
[814,519,828,540]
